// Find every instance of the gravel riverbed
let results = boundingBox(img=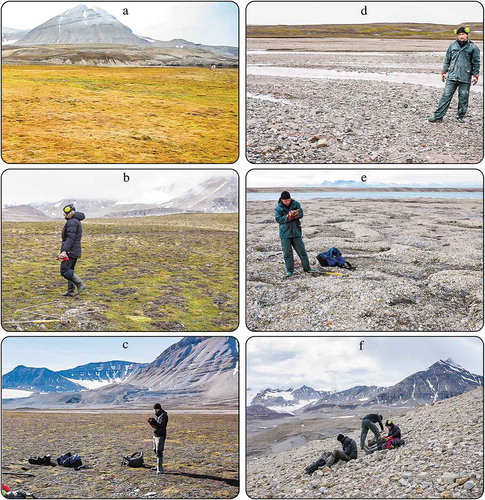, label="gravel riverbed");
[246,39,484,164]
